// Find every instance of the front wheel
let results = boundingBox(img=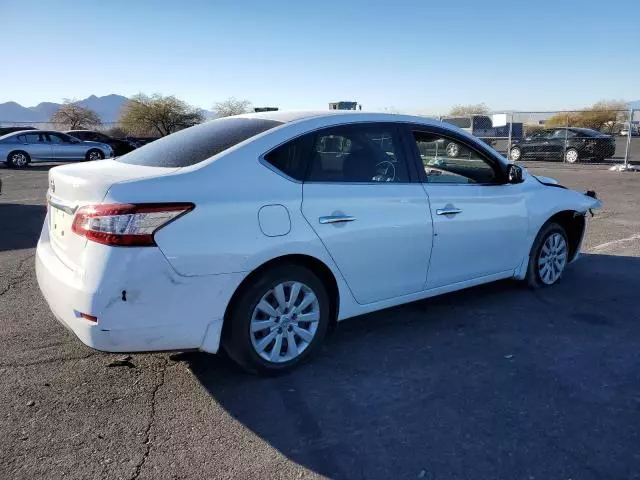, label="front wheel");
[86,149,104,161]
[525,223,569,288]
[564,148,579,164]
[224,264,331,374]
